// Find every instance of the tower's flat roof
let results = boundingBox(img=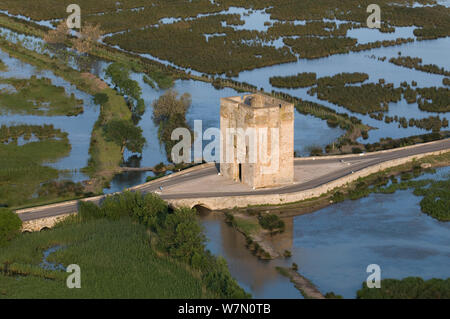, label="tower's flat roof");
[222,93,292,109]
